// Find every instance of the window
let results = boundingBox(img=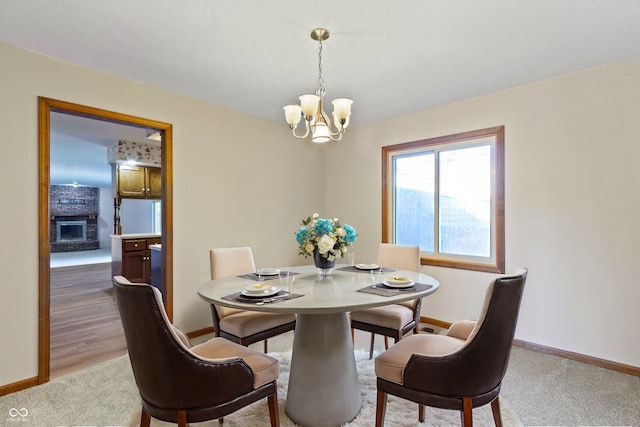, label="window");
[152,200,162,235]
[383,126,504,273]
